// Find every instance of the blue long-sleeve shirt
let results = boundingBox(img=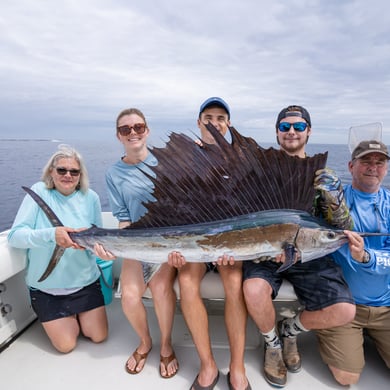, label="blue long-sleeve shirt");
[8,182,102,290]
[332,185,390,306]
[105,153,157,223]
